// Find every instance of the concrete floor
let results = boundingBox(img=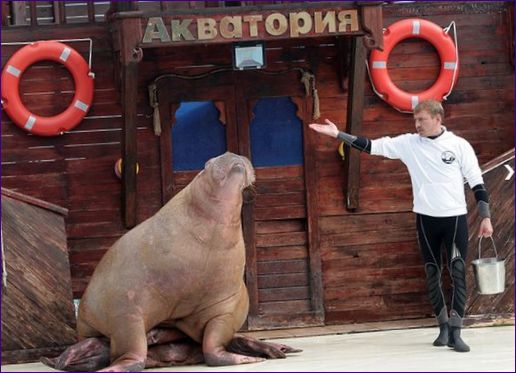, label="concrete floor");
[2,325,514,372]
